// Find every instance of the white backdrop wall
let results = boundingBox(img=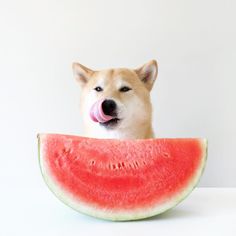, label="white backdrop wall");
[0,0,235,188]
